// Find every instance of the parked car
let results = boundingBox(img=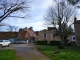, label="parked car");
[15,40,26,44]
[0,40,11,47]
